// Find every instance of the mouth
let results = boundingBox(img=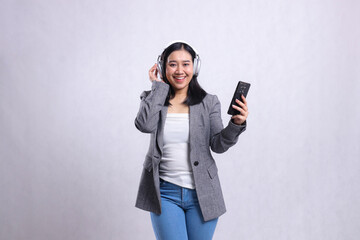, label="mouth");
[173,76,186,83]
